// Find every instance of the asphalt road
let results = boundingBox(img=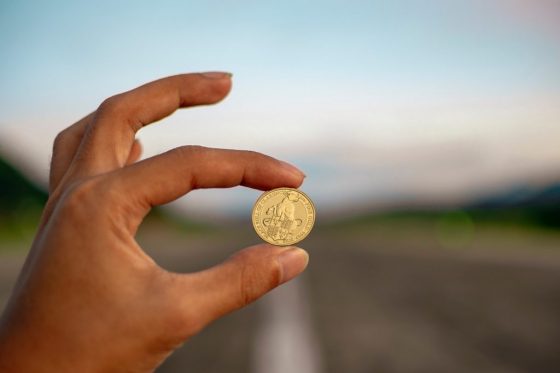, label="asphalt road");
[305,230,560,373]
